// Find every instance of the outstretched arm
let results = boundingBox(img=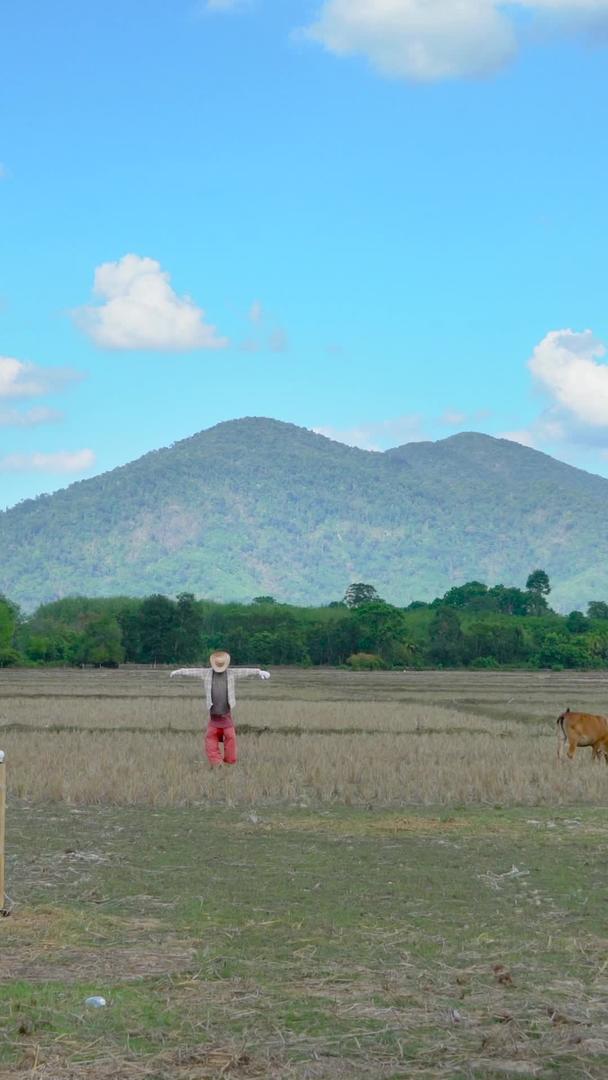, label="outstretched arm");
[170,668,210,678]
[233,668,271,681]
